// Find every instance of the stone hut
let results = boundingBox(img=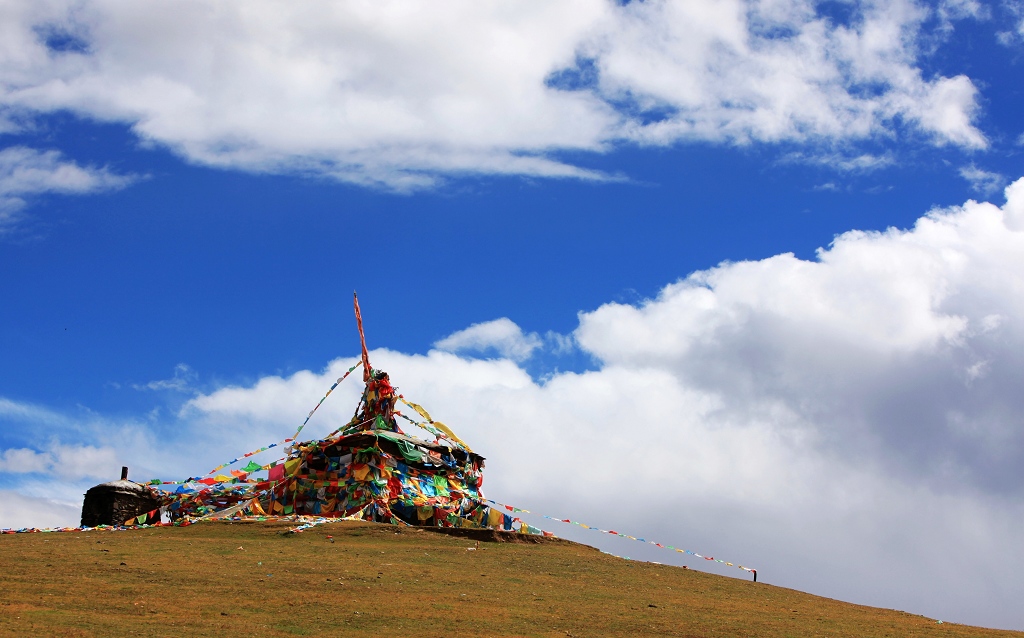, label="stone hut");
[80,467,162,527]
